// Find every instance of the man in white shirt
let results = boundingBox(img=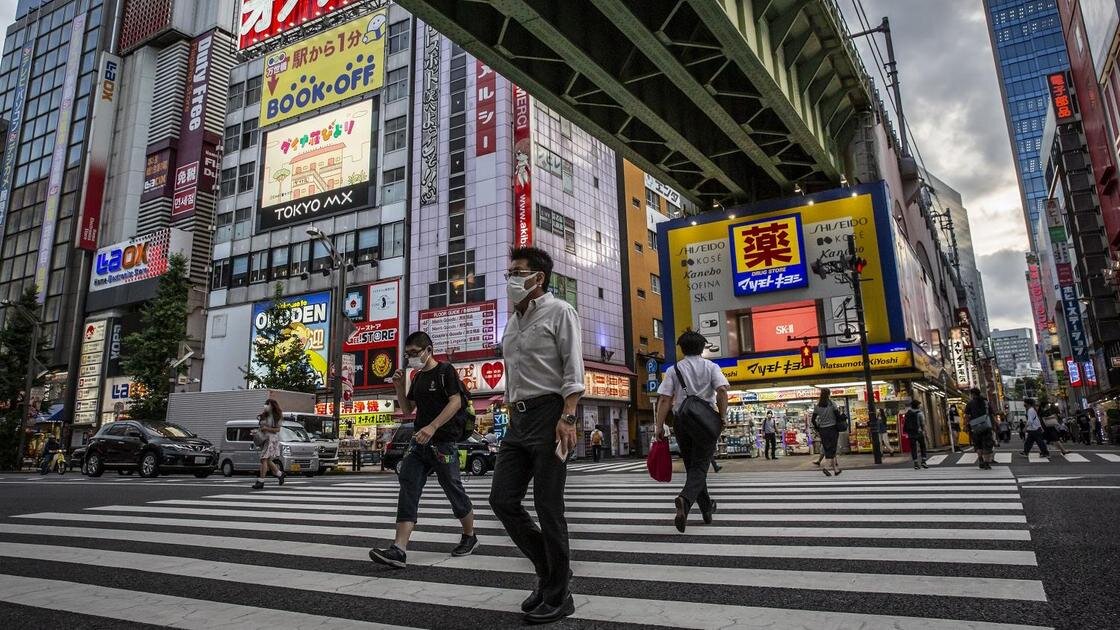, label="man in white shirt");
[489,246,583,624]
[1022,399,1050,457]
[655,330,729,532]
